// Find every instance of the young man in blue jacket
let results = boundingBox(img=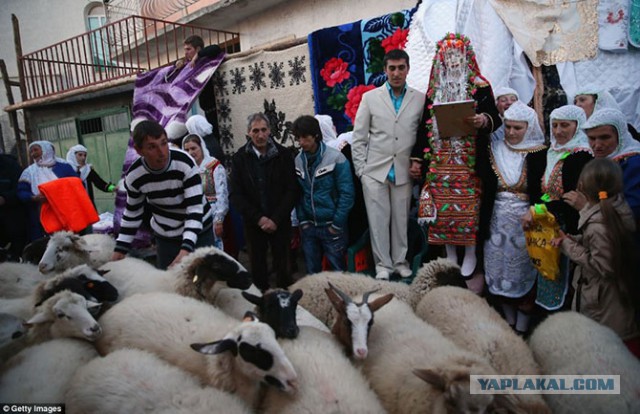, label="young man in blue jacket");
[293,115,354,274]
